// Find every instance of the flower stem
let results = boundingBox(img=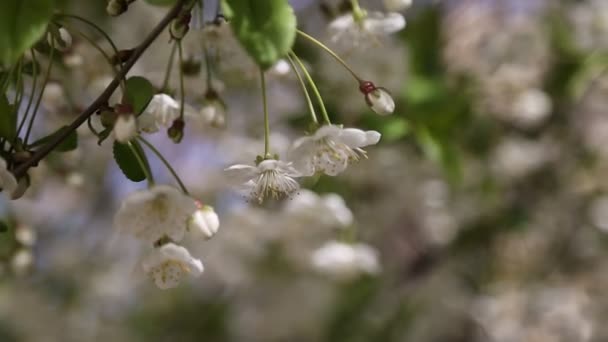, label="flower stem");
[25,39,55,145]
[296,29,362,83]
[286,54,318,125]
[260,68,271,158]
[138,136,189,195]
[177,40,185,120]
[17,50,38,138]
[161,42,177,93]
[289,52,331,125]
[128,140,155,186]
[349,0,366,21]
